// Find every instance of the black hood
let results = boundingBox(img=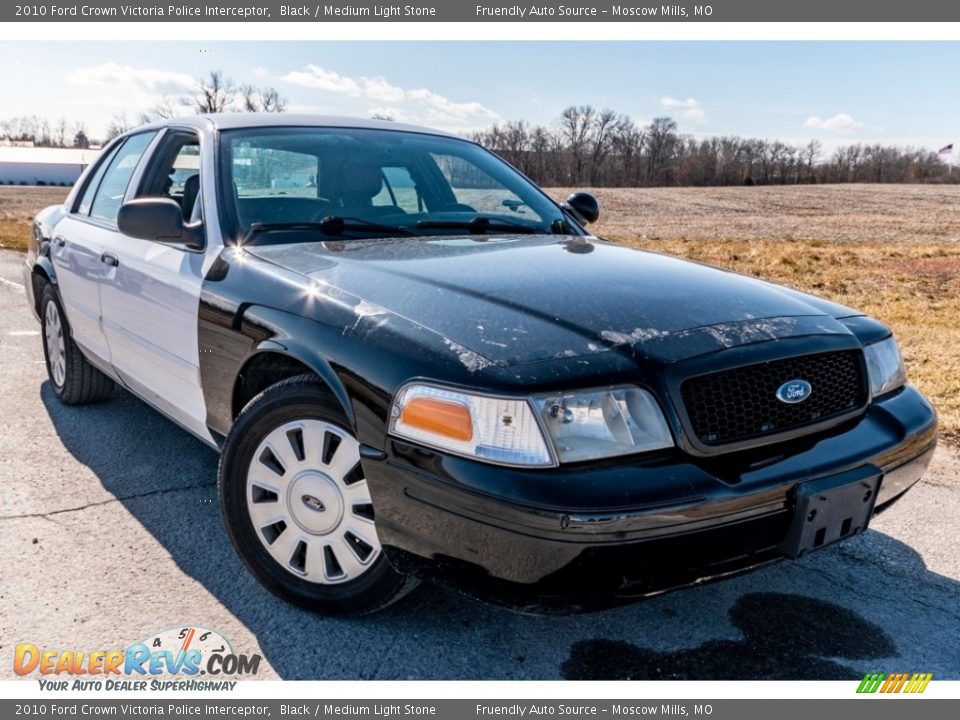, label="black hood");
[246,235,860,366]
